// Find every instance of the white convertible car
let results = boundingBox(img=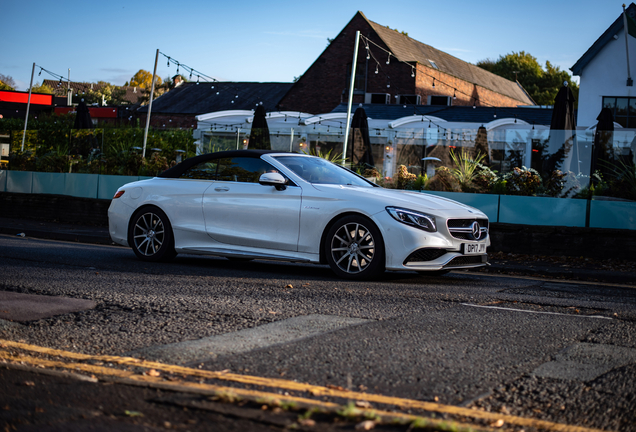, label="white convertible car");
[108,150,490,280]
